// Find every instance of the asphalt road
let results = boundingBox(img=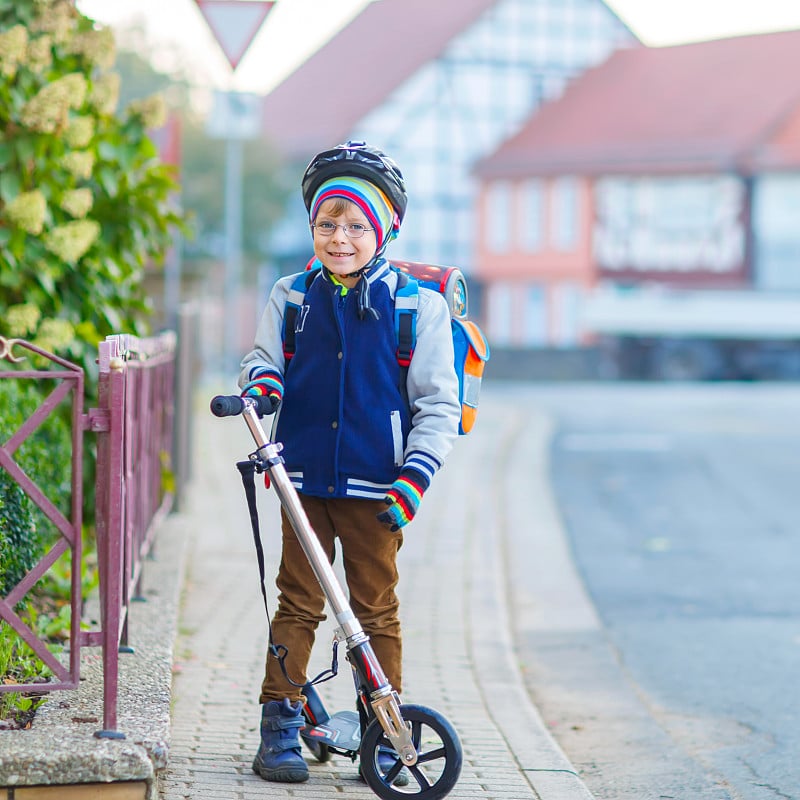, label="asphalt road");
[504,382,800,800]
